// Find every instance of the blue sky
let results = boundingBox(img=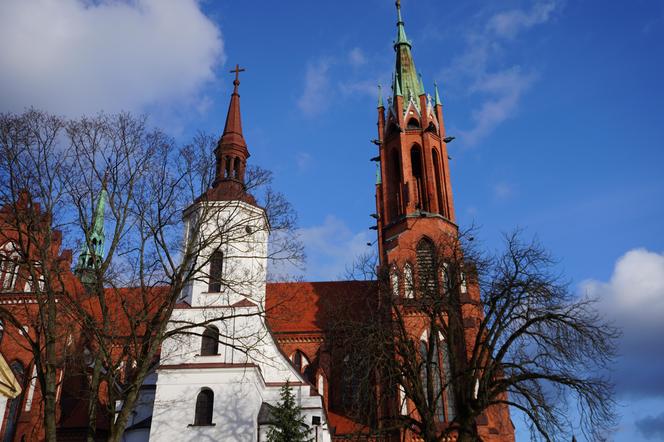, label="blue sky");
[1,0,663,440]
